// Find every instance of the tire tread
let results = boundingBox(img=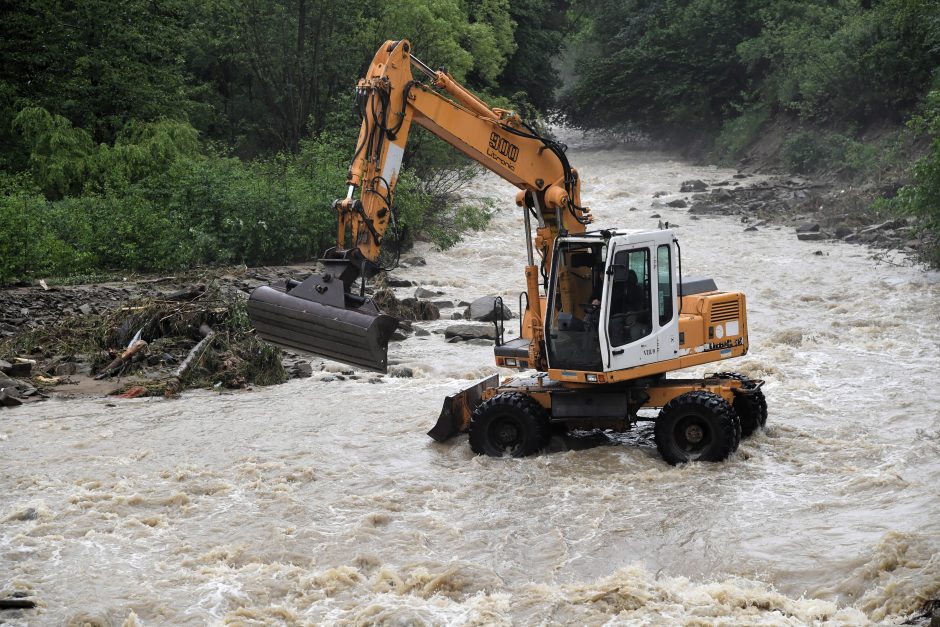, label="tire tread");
[655,391,740,465]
